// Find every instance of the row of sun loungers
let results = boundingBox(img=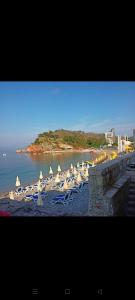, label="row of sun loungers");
[51,181,89,205]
